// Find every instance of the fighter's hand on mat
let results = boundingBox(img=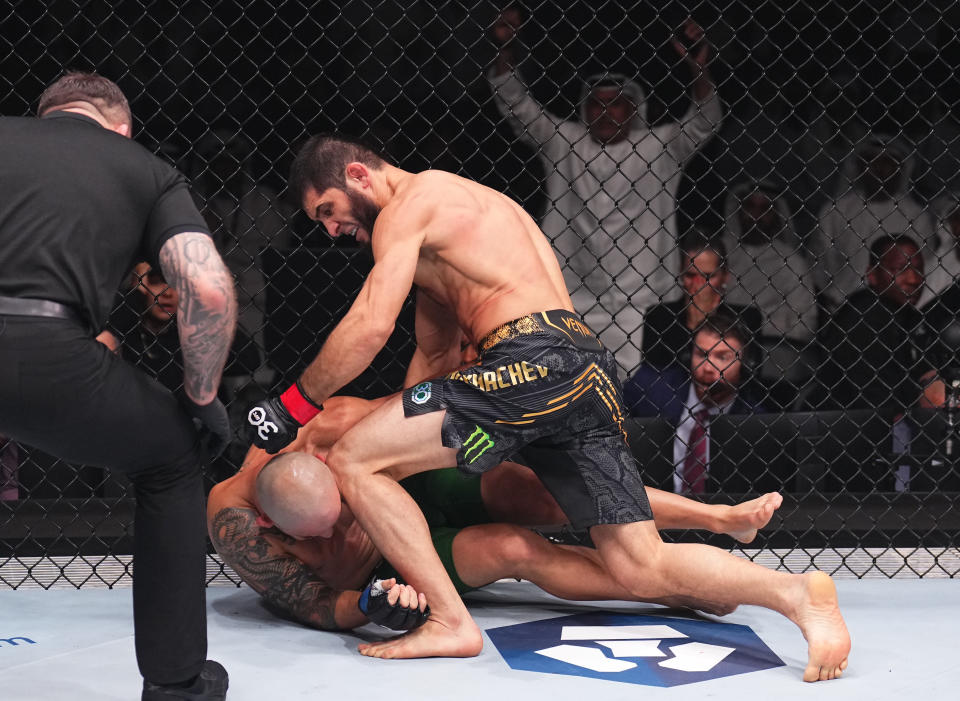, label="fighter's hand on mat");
[357,578,431,631]
[182,396,231,459]
[245,381,322,454]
